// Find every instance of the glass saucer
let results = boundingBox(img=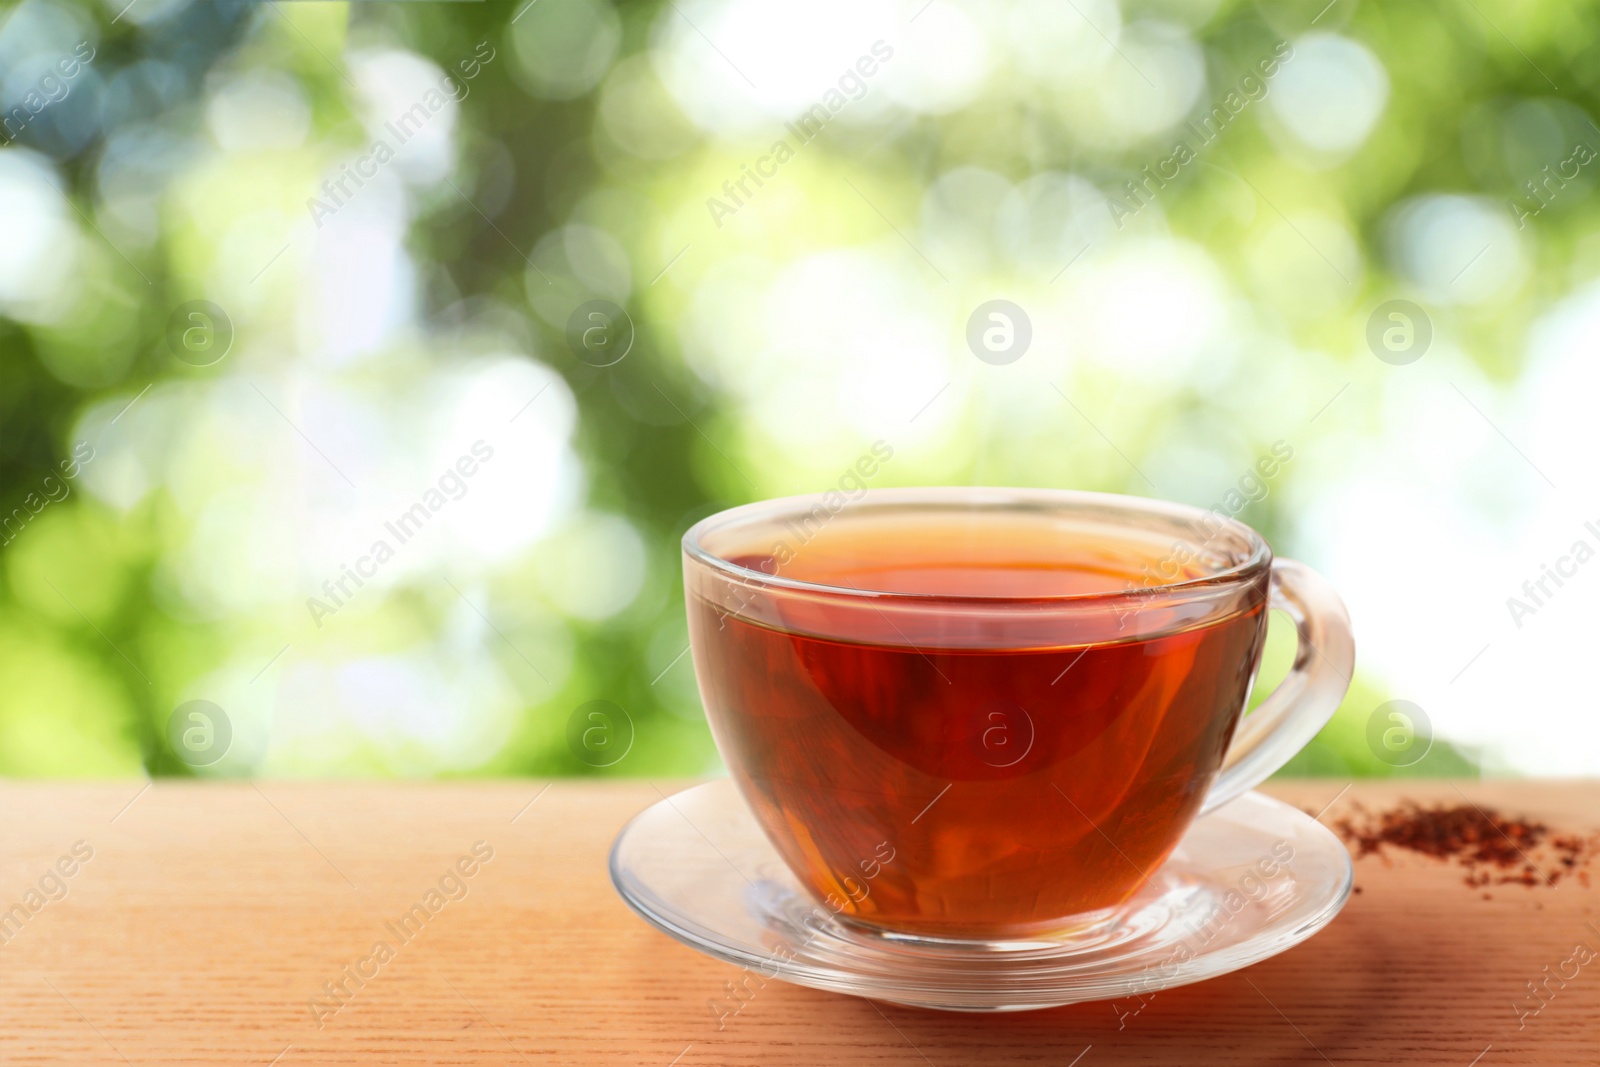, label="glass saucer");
[608,780,1352,1012]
